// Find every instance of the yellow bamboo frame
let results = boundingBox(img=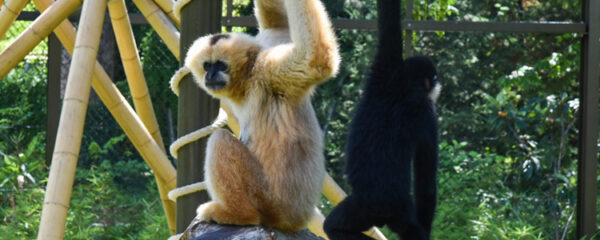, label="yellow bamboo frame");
[153,0,180,28]
[107,1,177,232]
[0,0,81,79]
[33,0,177,234]
[107,0,166,152]
[11,0,387,238]
[0,0,30,40]
[132,0,180,60]
[37,1,107,239]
